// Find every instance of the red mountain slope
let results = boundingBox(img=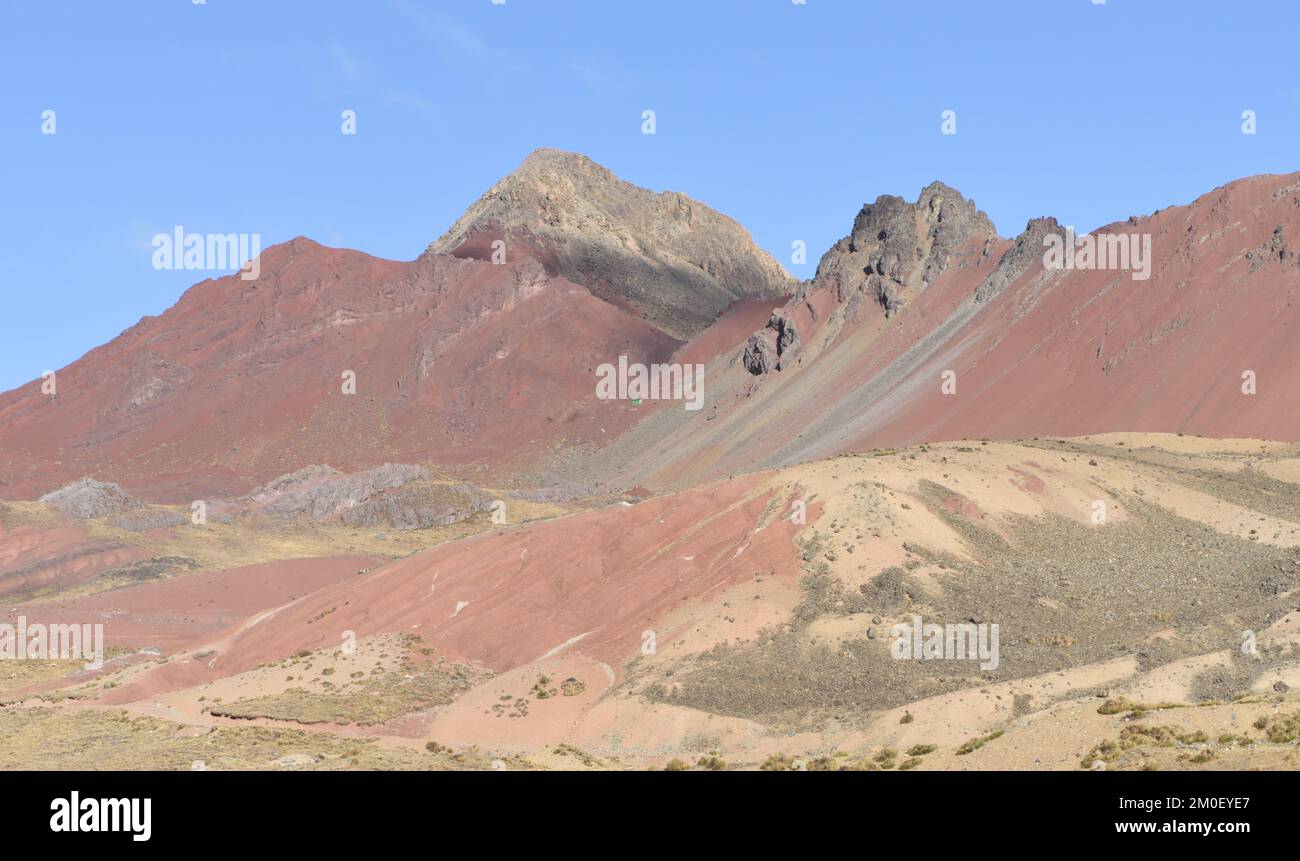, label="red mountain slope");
[0,239,679,501]
[584,172,1300,491]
